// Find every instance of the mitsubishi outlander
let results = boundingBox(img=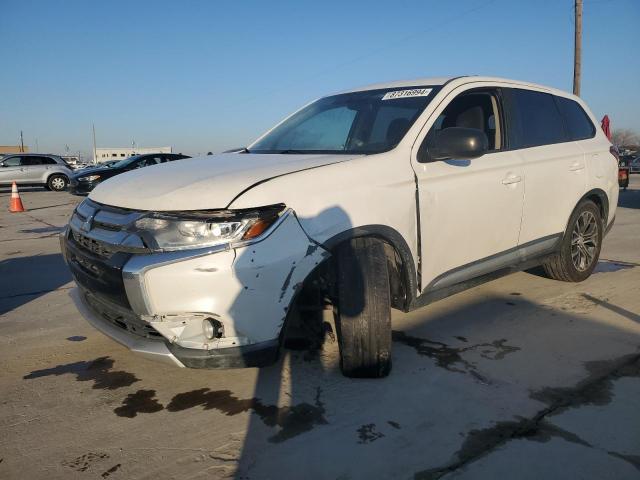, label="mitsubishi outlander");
[61,76,618,378]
